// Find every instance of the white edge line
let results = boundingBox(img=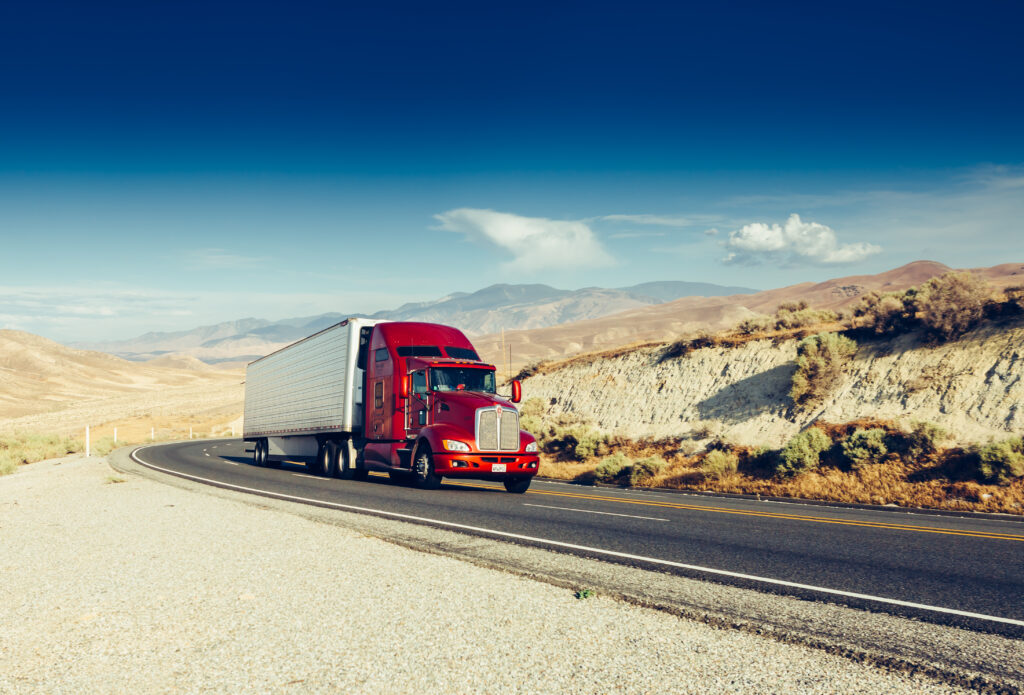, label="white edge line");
[129,445,1024,628]
[292,473,322,480]
[524,503,669,522]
